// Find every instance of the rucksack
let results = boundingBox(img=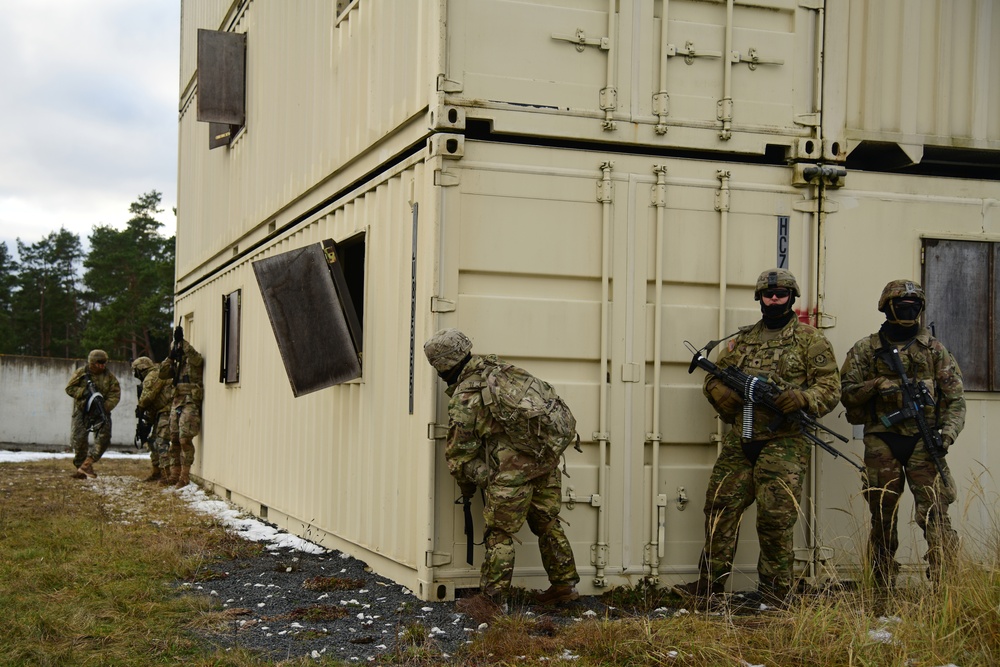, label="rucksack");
[474,355,579,466]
